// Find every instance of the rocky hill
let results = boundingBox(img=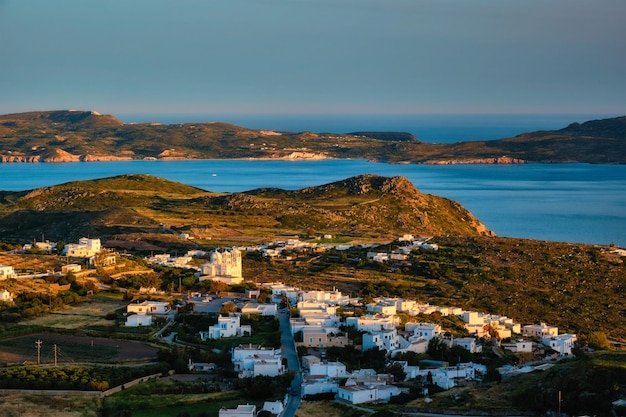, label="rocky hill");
[0,110,623,163]
[0,174,491,244]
